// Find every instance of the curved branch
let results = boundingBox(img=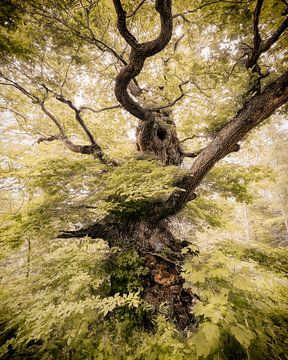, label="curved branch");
[113,0,173,120]
[37,134,105,156]
[113,0,139,48]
